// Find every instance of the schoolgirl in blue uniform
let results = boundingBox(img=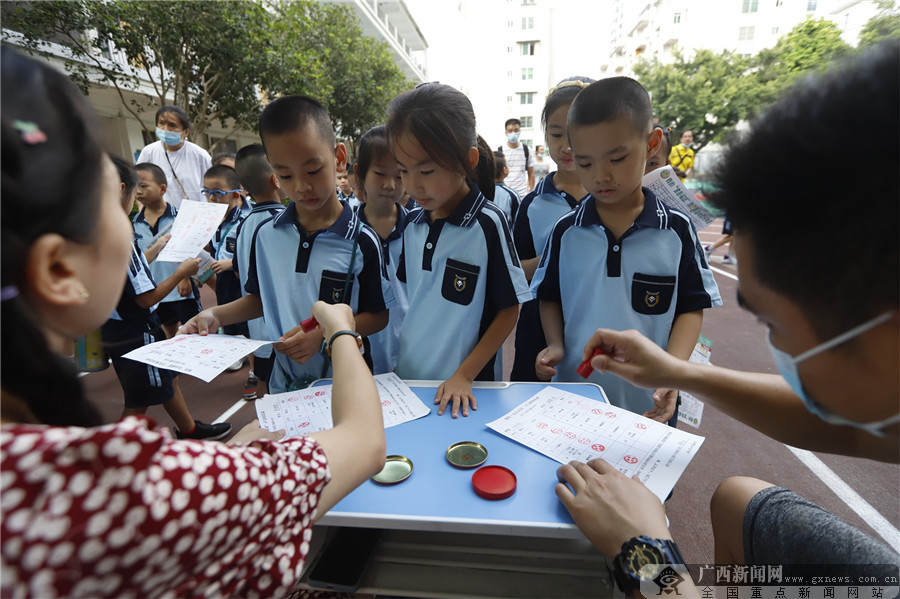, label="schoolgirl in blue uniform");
[386,83,531,418]
[511,77,594,381]
[353,125,410,374]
